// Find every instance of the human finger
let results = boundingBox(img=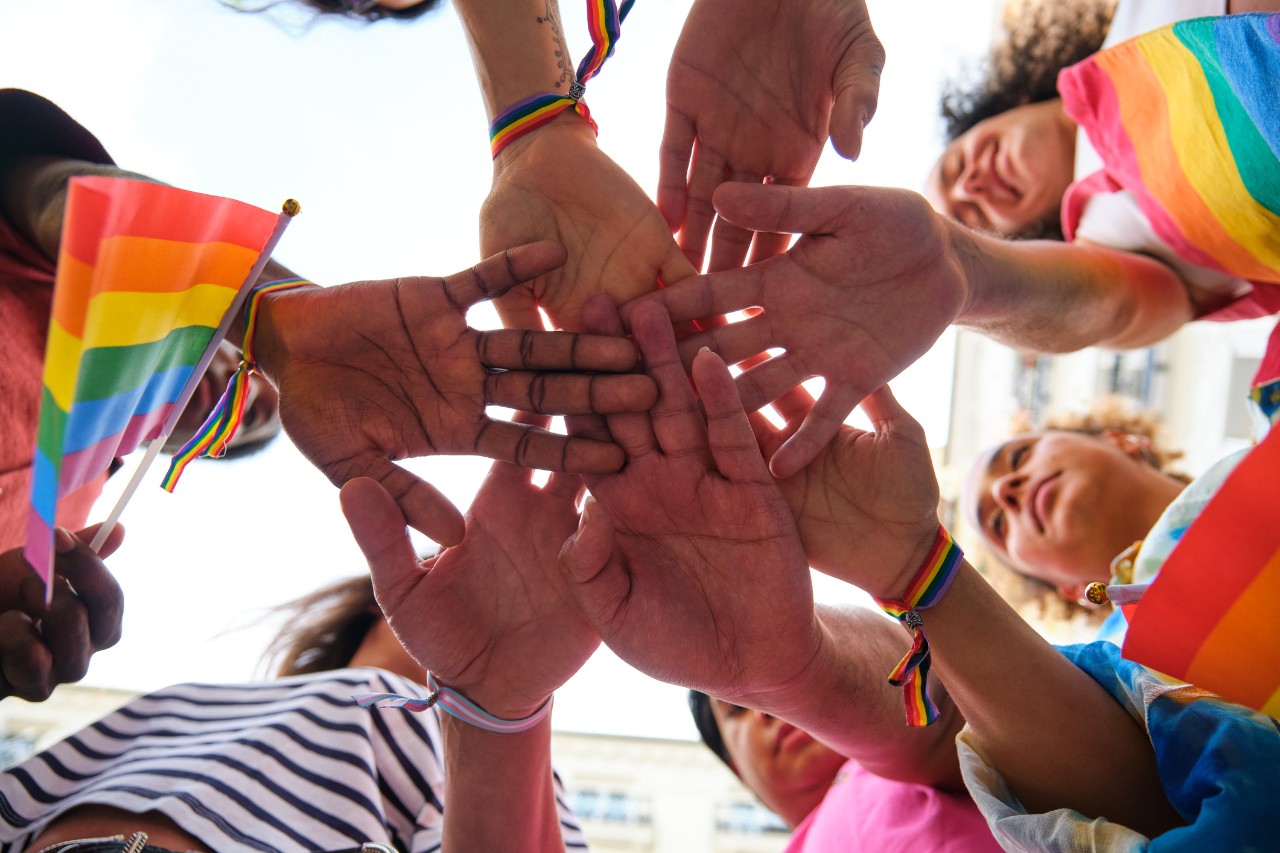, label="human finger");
[829,32,885,161]
[735,353,809,413]
[620,267,762,328]
[860,384,927,445]
[673,312,773,372]
[441,241,568,309]
[342,457,466,547]
[657,105,697,233]
[53,526,124,651]
[706,171,766,273]
[0,610,52,701]
[484,371,658,416]
[558,498,626,629]
[679,140,728,271]
[340,477,424,609]
[693,349,771,484]
[770,384,862,479]
[567,295,626,445]
[630,301,708,460]
[769,384,818,431]
[37,575,91,686]
[586,298,658,459]
[713,183,851,237]
[478,328,640,373]
[473,418,627,474]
